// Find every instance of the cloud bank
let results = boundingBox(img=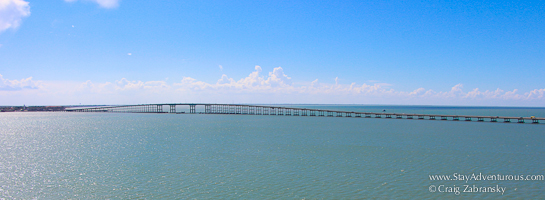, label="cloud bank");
[0,0,30,33]
[64,0,120,9]
[0,74,42,91]
[1,67,544,106]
